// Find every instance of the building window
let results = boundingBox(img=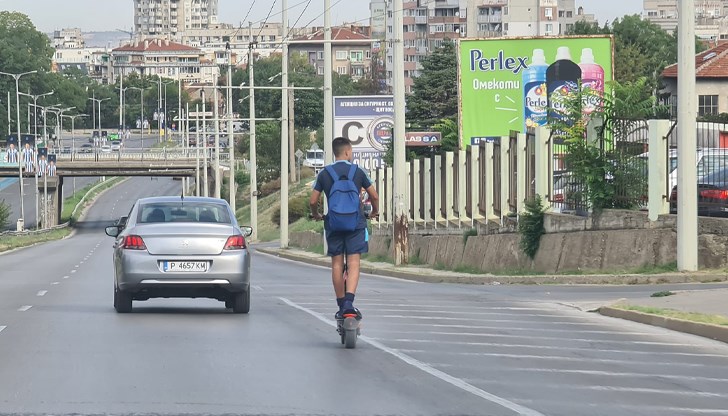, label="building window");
[545,23,553,34]
[545,8,552,18]
[317,65,324,75]
[317,51,324,60]
[699,95,719,116]
[350,50,363,62]
[337,66,348,75]
[336,50,348,60]
[566,11,573,18]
